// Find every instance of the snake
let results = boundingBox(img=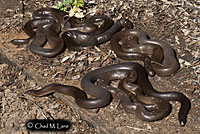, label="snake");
[10,7,133,57]
[91,65,171,121]
[10,18,55,45]
[61,15,114,51]
[25,62,190,126]
[11,7,68,44]
[26,83,112,109]
[10,8,67,57]
[125,62,190,126]
[110,29,180,77]
[81,62,190,126]
[61,17,133,51]
[25,62,169,121]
